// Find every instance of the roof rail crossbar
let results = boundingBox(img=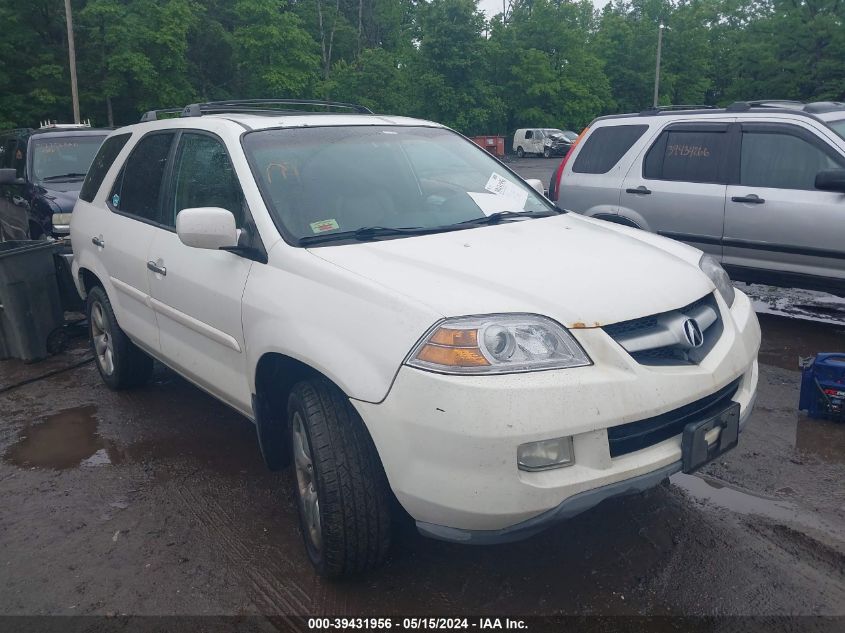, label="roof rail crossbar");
[179,99,374,118]
[140,108,185,122]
